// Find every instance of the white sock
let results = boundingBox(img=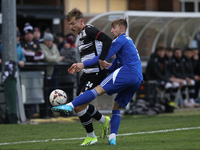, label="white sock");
[67,102,74,108]
[109,133,116,140]
[87,131,96,138]
[99,115,105,124]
